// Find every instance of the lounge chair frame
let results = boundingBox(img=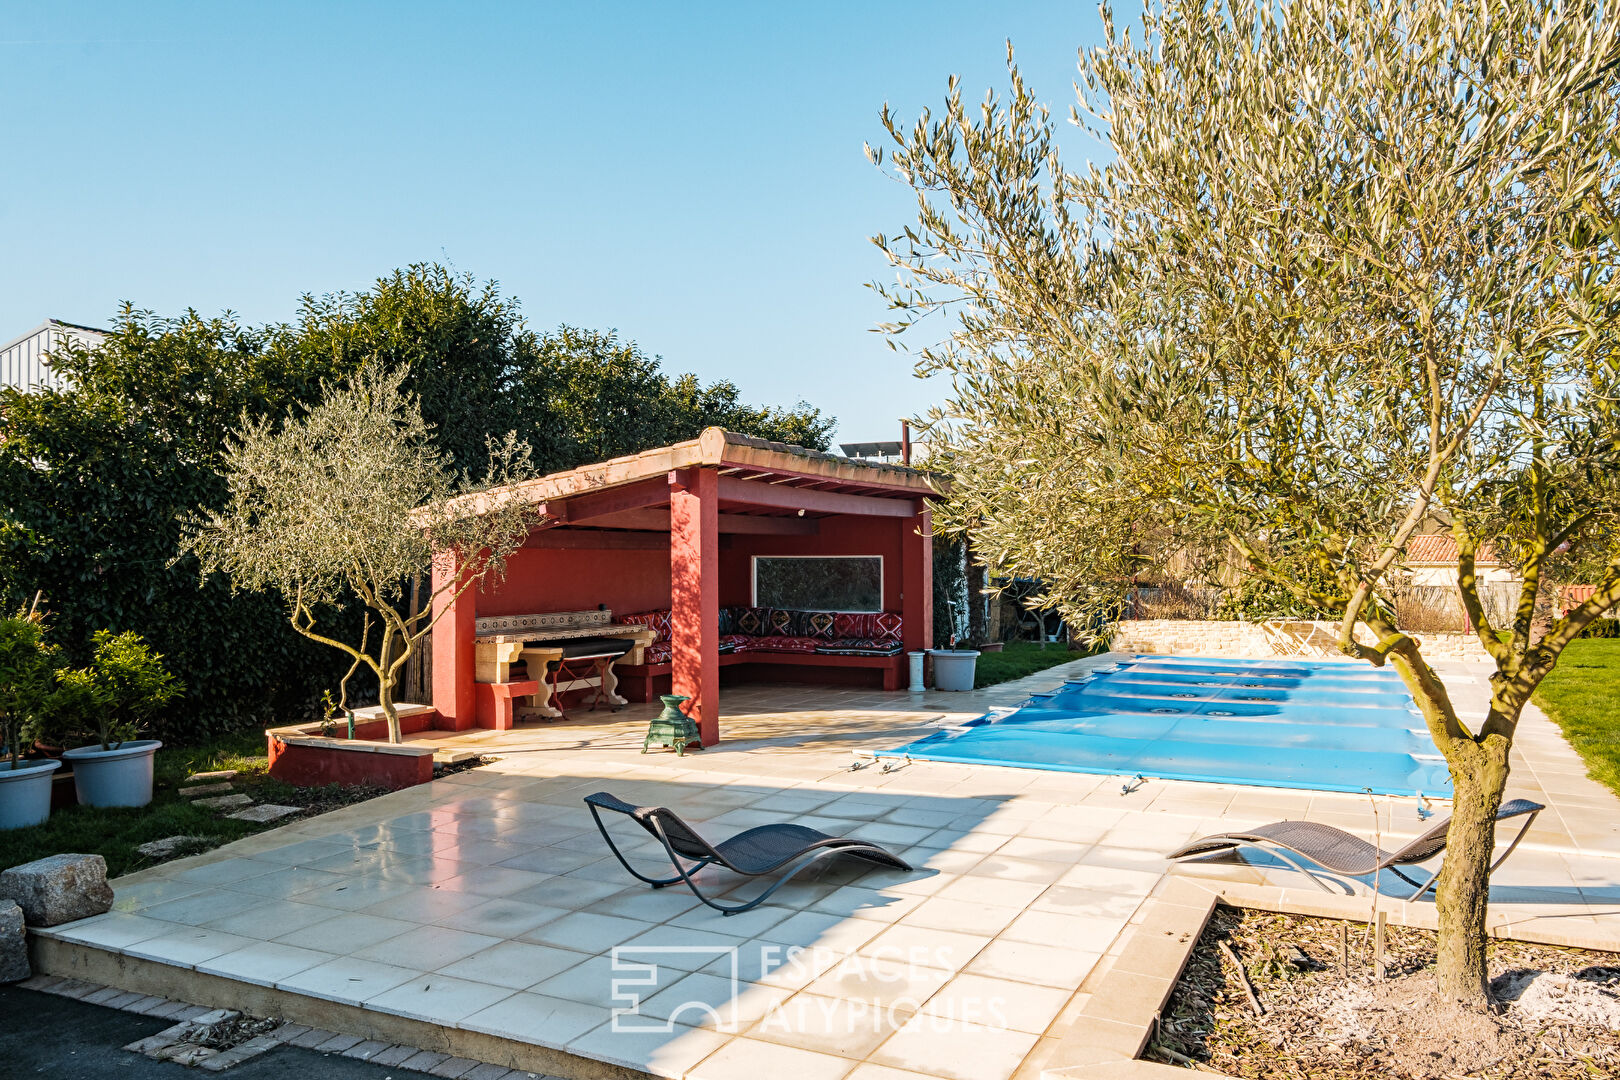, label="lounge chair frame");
[585,791,912,915]
[1168,798,1544,900]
